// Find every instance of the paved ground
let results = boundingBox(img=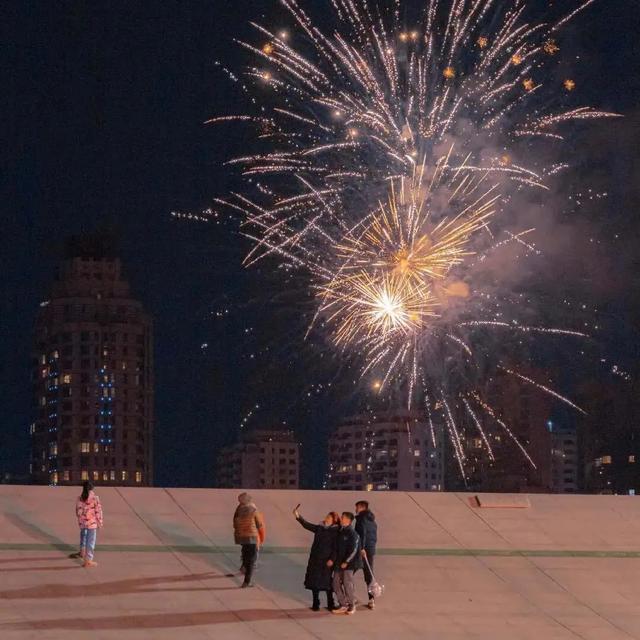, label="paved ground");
[1,486,640,639]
